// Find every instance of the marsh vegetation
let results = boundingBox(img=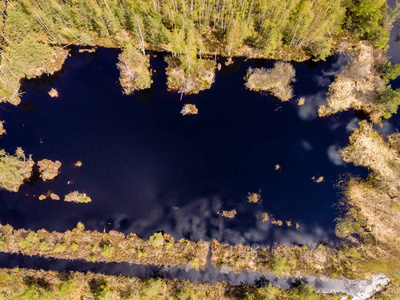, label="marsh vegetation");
[64,191,92,204]
[0,267,339,300]
[116,44,152,94]
[245,62,296,101]
[318,42,400,122]
[0,148,34,192]
[0,223,209,270]
[37,159,61,181]
[166,57,216,94]
[180,104,198,116]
